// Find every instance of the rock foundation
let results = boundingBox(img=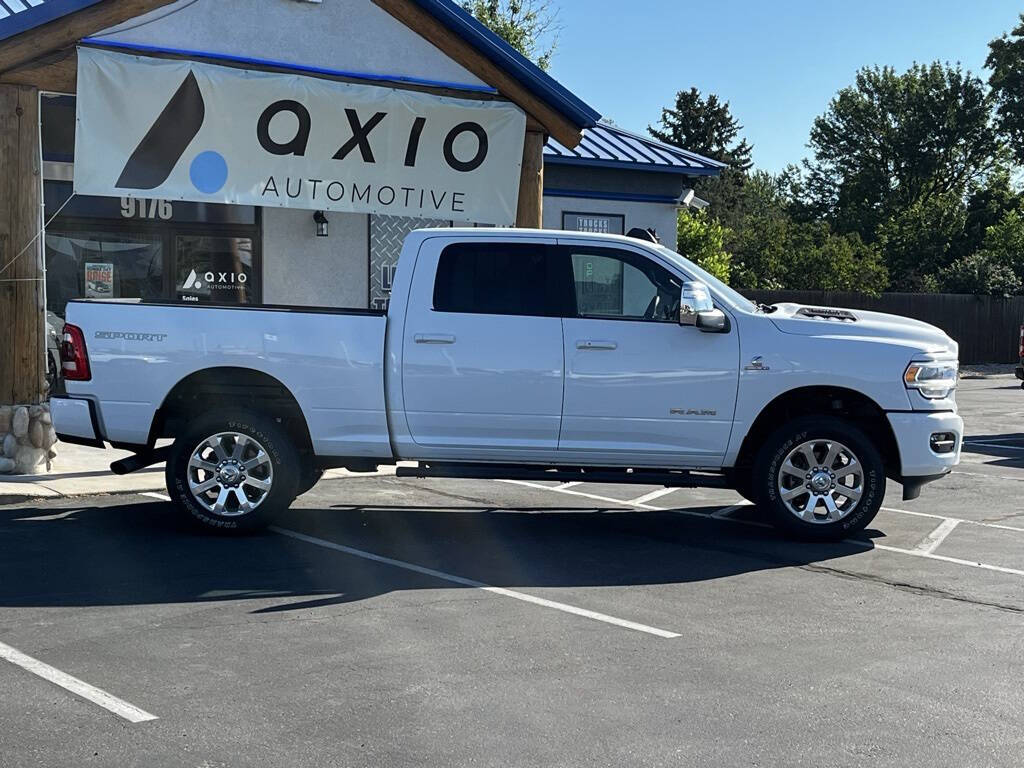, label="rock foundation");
[0,403,56,474]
